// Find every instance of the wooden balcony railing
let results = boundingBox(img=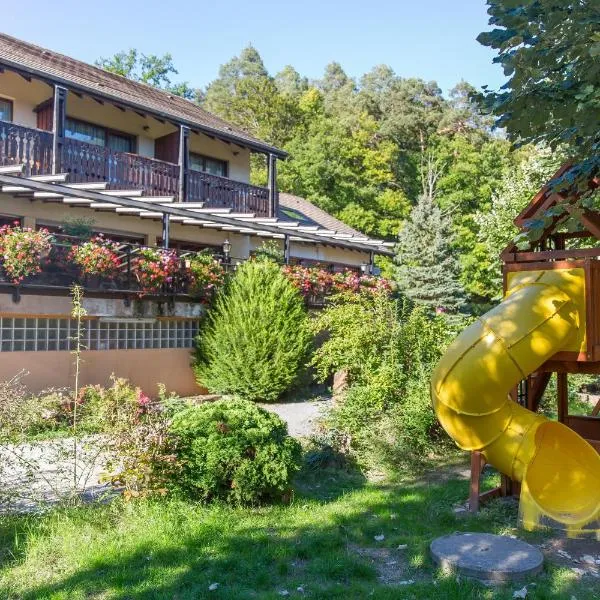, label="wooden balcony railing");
[0,121,273,216]
[60,138,180,197]
[0,121,53,176]
[188,170,271,215]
